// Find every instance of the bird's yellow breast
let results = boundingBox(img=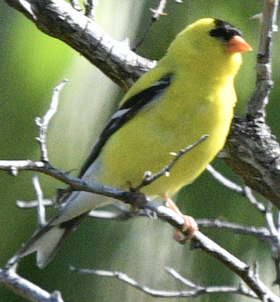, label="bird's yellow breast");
[98,68,236,198]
